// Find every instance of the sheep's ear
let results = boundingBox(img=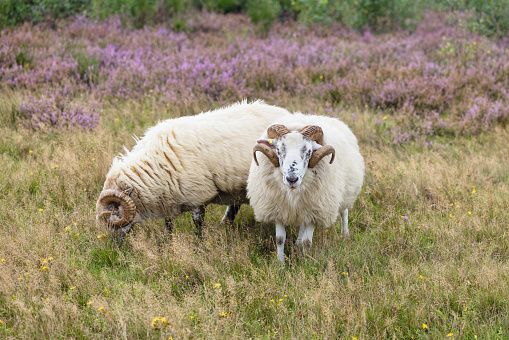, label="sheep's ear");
[311,141,322,151]
[257,139,277,149]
